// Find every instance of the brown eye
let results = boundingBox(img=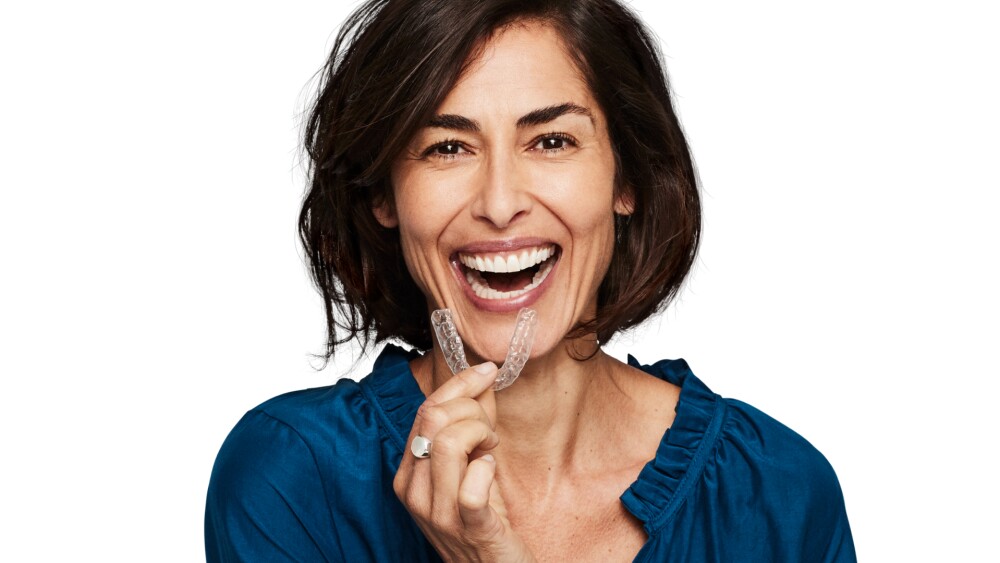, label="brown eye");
[436,142,463,155]
[540,137,565,150]
[532,134,576,152]
[422,140,469,160]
